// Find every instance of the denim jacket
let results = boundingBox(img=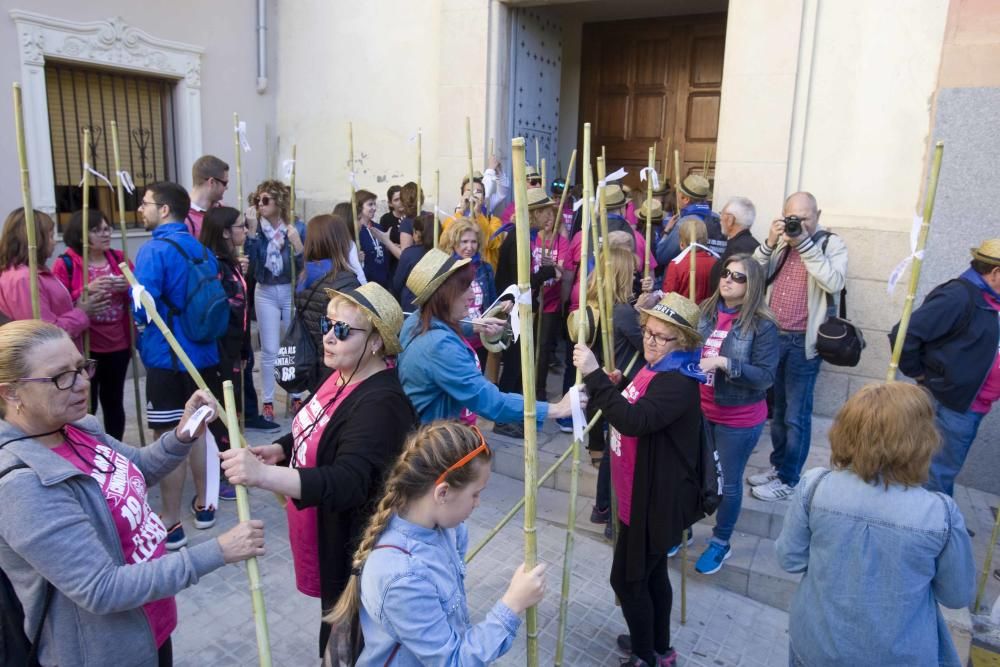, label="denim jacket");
[776,468,975,667]
[697,309,779,406]
[358,515,520,666]
[245,219,306,286]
